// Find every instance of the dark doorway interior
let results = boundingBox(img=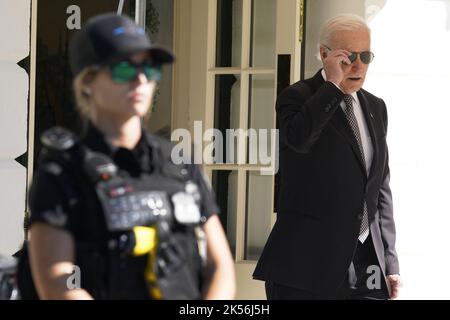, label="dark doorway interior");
[34,0,173,168]
[34,0,134,169]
